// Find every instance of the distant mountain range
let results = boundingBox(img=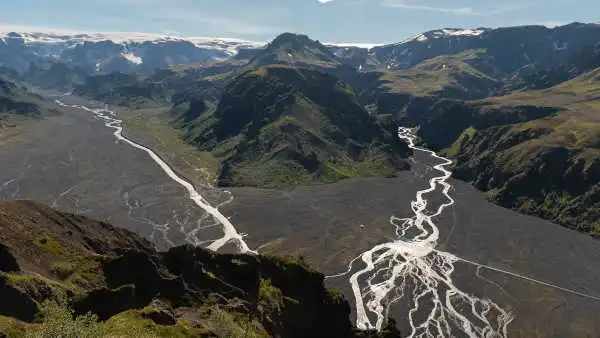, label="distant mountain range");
[0,30,265,74]
[370,23,600,71]
[0,30,376,75]
[3,22,599,76]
